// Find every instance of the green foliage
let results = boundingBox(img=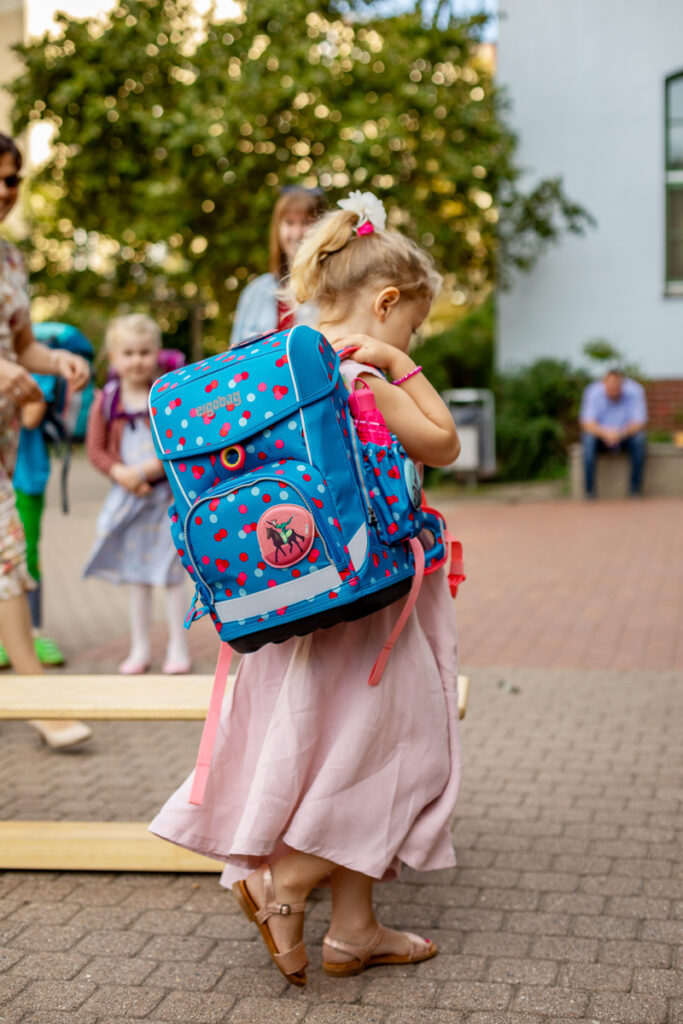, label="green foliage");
[8,0,591,353]
[418,298,494,392]
[494,358,591,481]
